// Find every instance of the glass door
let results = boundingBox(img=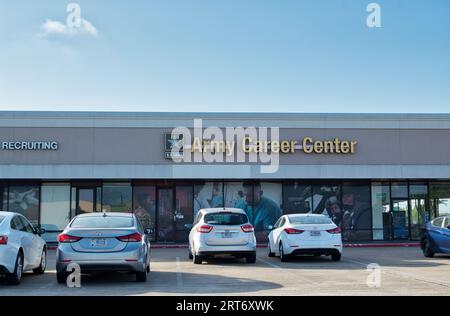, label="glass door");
[174,186,194,242]
[156,188,175,242]
[391,199,410,240]
[410,198,427,240]
[76,187,98,215]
